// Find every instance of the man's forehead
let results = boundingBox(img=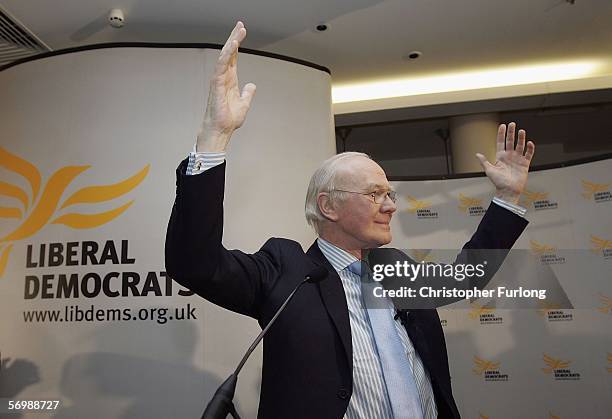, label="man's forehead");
[364,182,392,190]
[338,157,389,188]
